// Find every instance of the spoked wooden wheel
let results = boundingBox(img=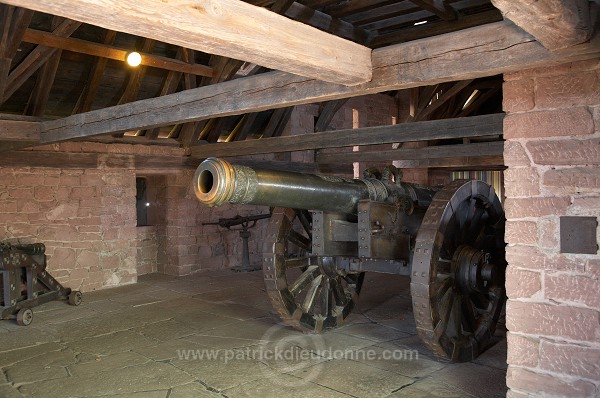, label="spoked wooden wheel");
[411,180,506,361]
[263,207,364,332]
